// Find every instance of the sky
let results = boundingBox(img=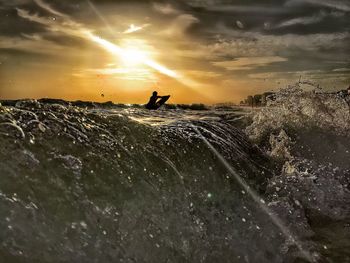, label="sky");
[0,0,349,104]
